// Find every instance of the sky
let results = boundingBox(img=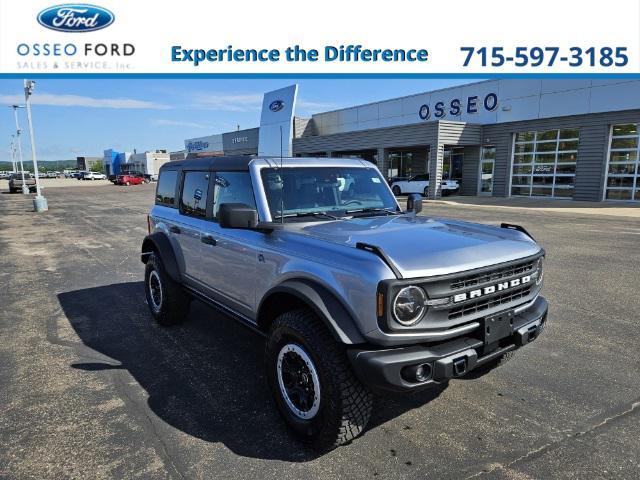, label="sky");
[0,78,483,162]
